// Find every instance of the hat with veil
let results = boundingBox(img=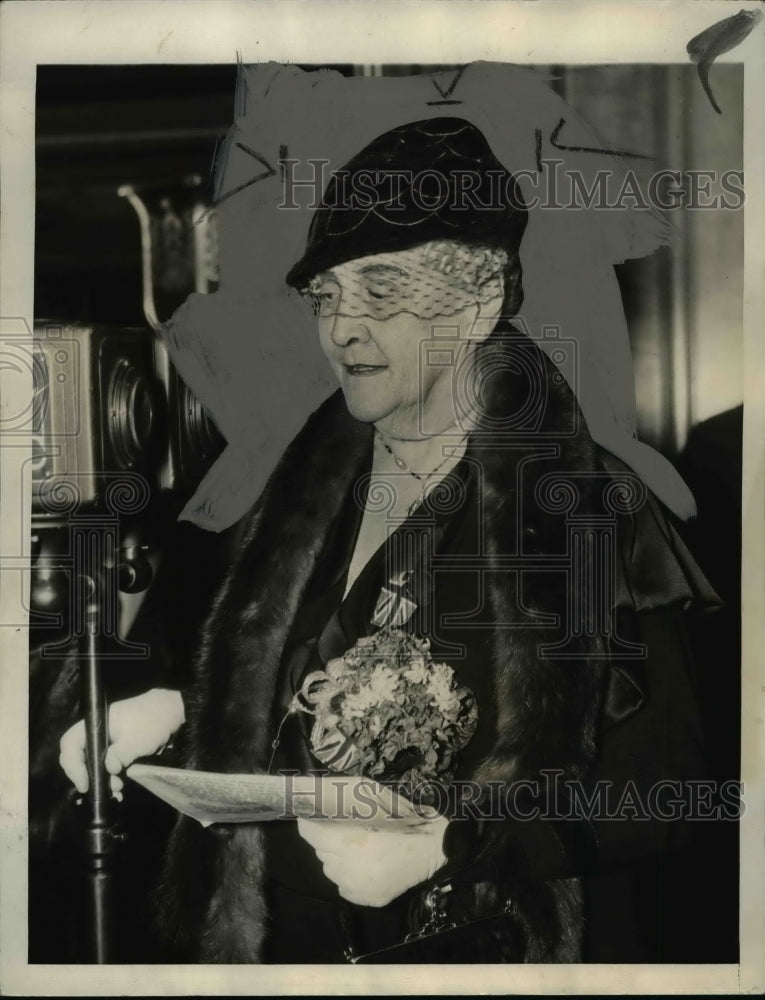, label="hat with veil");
[161,61,696,530]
